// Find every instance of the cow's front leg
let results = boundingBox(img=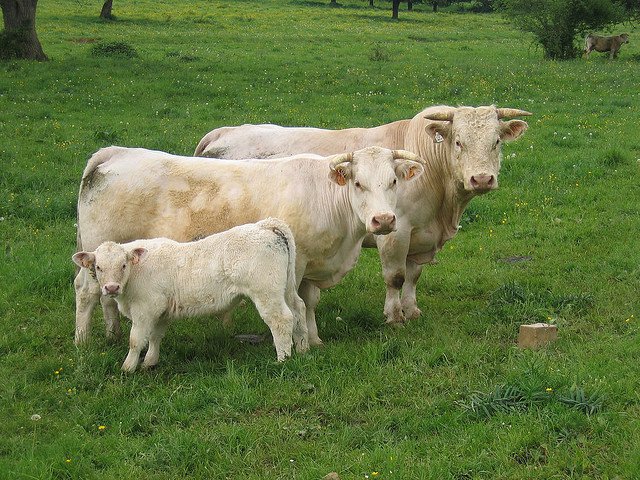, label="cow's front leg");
[401,258,424,321]
[100,295,121,341]
[377,230,411,325]
[74,269,101,344]
[298,280,322,346]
